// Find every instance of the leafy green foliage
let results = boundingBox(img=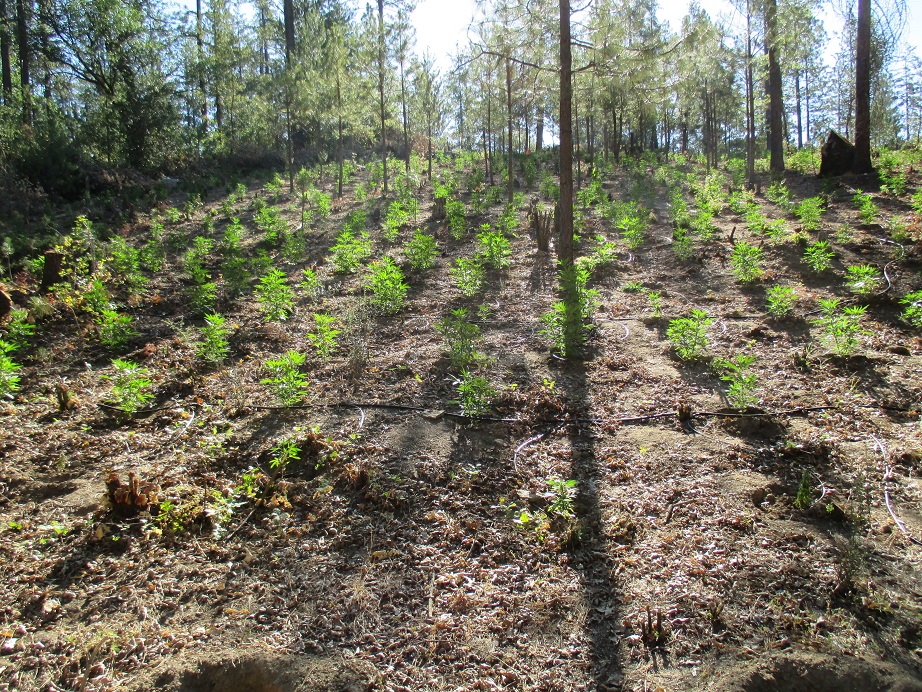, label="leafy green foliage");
[256,269,294,320]
[814,299,868,356]
[477,225,511,268]
[108,236,148,292]
[713,353,758,409]
[794,470,812,510]
[794,197,824,232]
[803,241,834,272]
[3,309,35,349]
[98,309,136,349]
[330,230,372,273]
[456,370,496,416]
[367,258,408,315]
[186,281,218,316]
[383,200,411,242]
[404,229,438,270]
[438,308,481,369]
[197,313,230,363]
[106,359,153,414]
[667,309,712,360]
[730,242,763,283]
[451,257,484,296]
[765,181,791,210]
[261,351,309,405]
[900,290,922,328]
[618,213,648,250]
[306,313,339,361]
[0,341,22,398]
[765,285,797,318]
[852,190,879,224]
[540,264,598,356]
[845,265,881,295]
[446,198,467,240]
